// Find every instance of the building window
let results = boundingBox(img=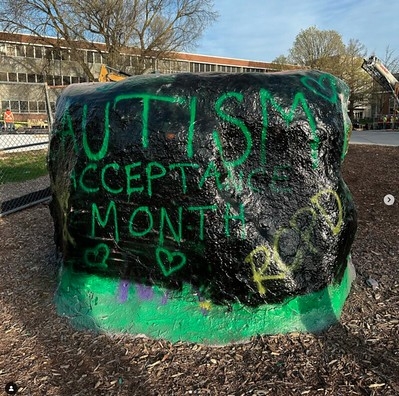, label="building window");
[61,49,70,61]
[191,62,210,73]
[16,44,25,57]
[29,101,38,113]
[26,45,34,58]
[87,50,102,64]
[53,49,62,60]
[18,73,27,82]
[28,74,36,83]
[34,46,43,58]
[45,48,54,60]
[130,55,139,67]
[2,101,10,110]
[87,50,94,63]
[8,72,17,82]
[120,54,130,67]
[6,45,15,57]
[38,101,46,113]
[20,101,29,113]
[63,76,71,85]
[46,75,54,85]
[37,74,44,83]
[10,101,19,112]
[205,64,215,72]
[0,72,7,81]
